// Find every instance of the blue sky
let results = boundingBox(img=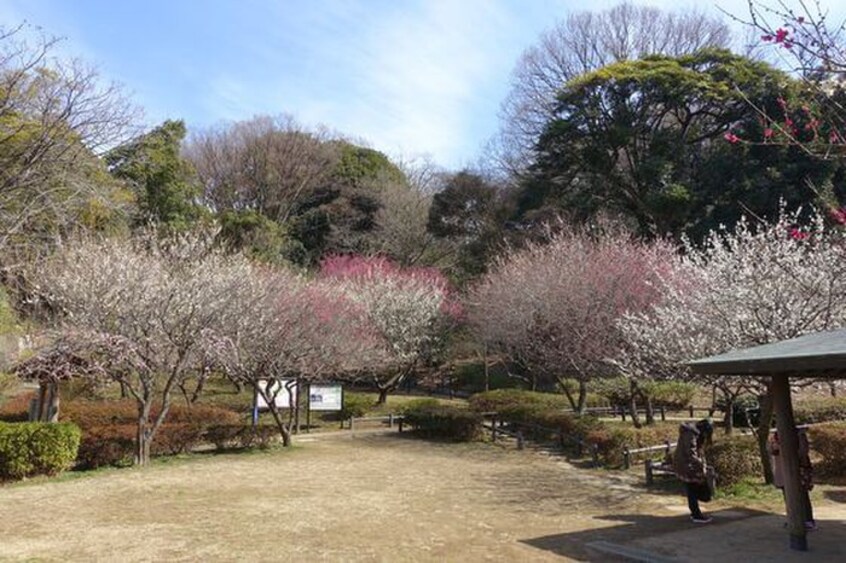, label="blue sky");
[0,0,782,168]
